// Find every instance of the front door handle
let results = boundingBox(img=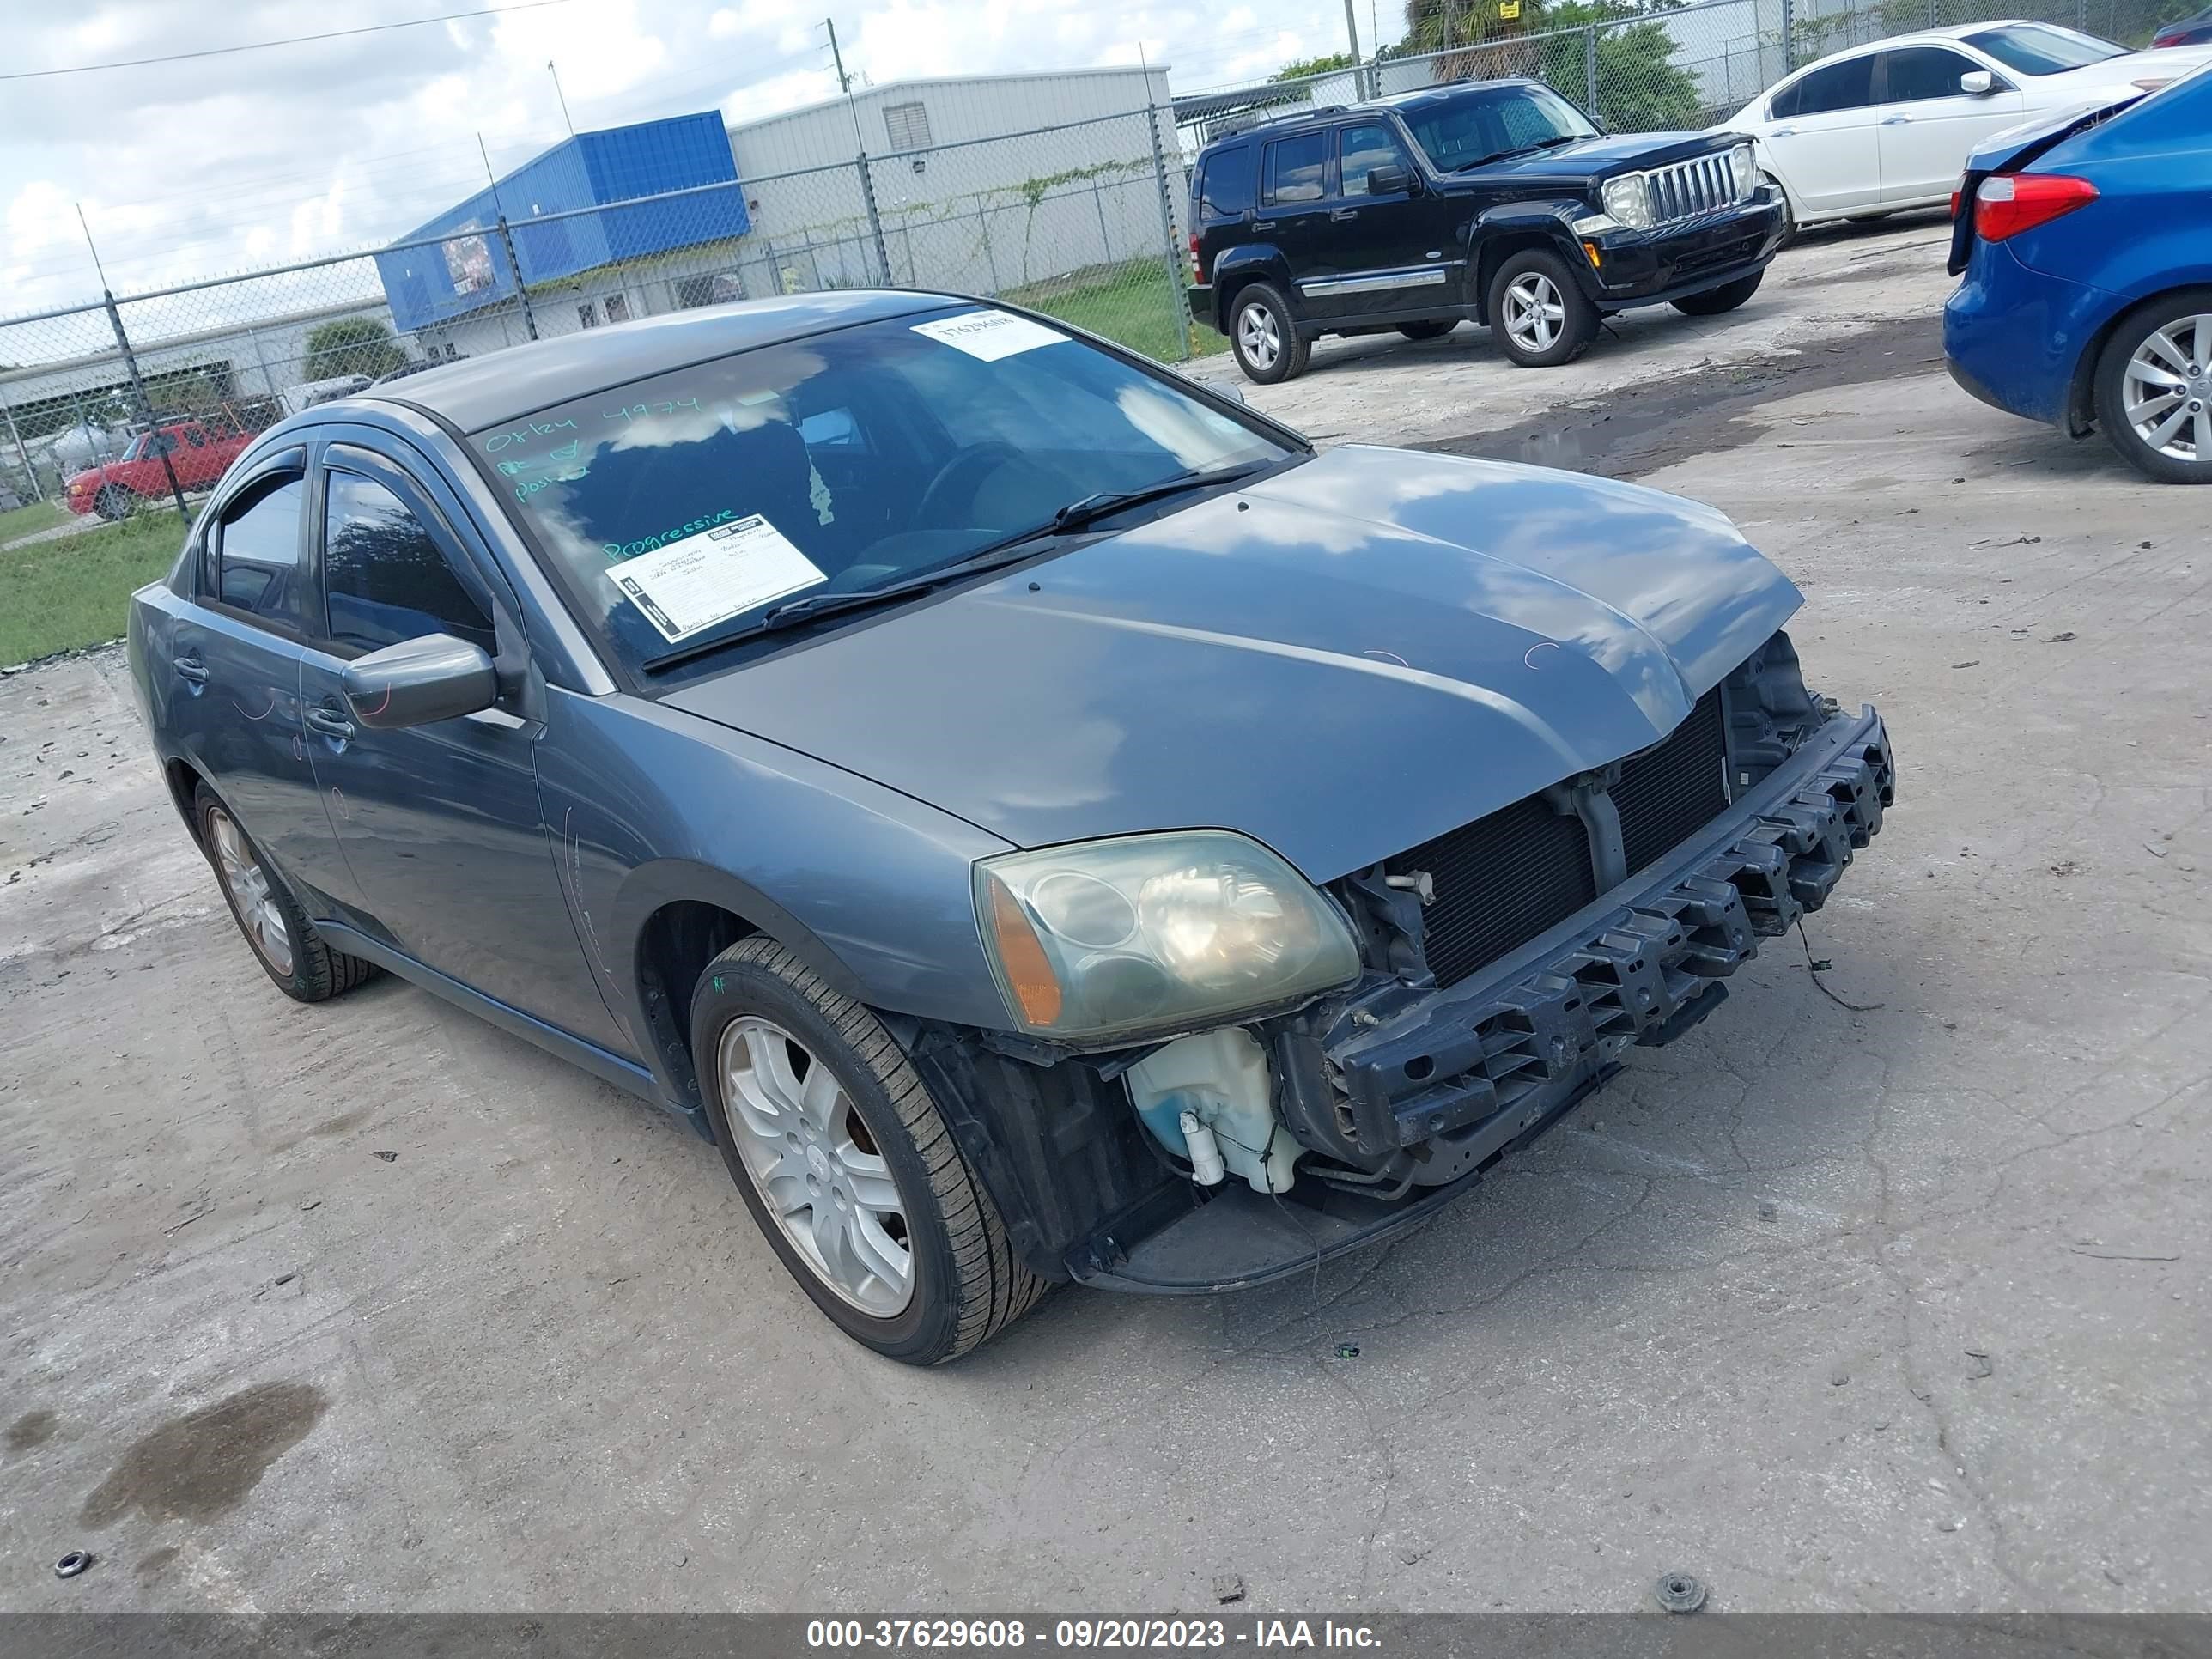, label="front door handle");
[1881,113,1912,125]
[1768,125,1796,137]
[173,655,209,684]
[304,705,356,742]
[1329,207,1358,220]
